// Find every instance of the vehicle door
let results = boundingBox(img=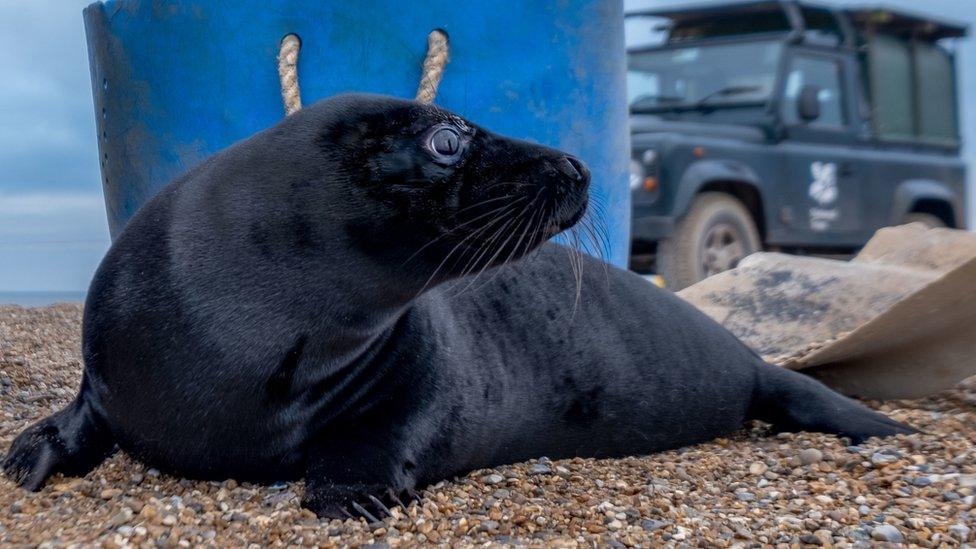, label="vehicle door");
[776,49,870,246]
